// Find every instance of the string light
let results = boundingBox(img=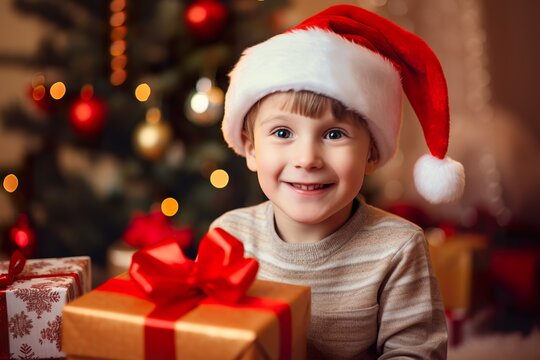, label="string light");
[3,174,19,193]
[110,0,127,85]
[161,197,179,216]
